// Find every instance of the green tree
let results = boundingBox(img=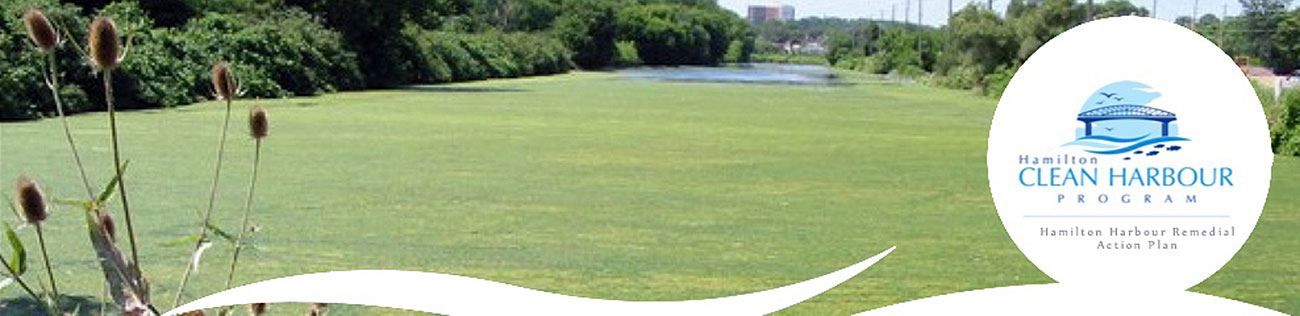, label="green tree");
[286,0,466,87]
[1271,10,1300,73]
[1238,0,1291,63]
[616,4,742,65]
[551,0,625,68]
[1009,0,1085,62]
[948,4,1018,78]
[1094,0,1149,19]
